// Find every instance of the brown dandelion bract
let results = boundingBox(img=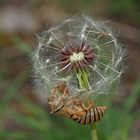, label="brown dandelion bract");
[58,40,95,74]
